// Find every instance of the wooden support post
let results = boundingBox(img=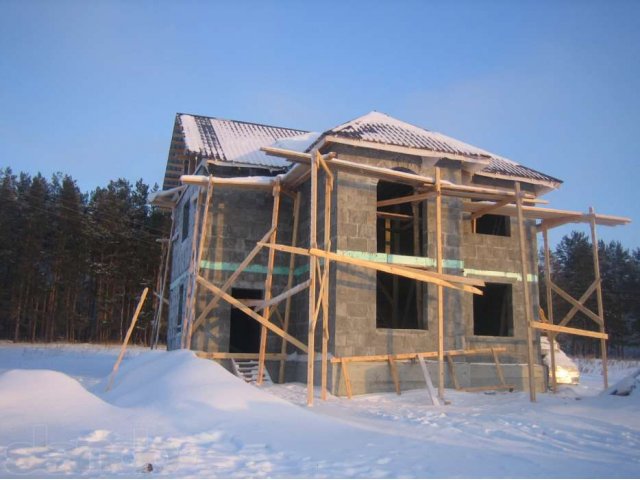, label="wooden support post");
[543,229,557,392]
[388,357,401,395]
[341,359,353,399]
[279,192,301,383]
[152,211,174,349]
[182,189,203,349]
[515,182,537,402]
[435,167,445,400]
[307,151,319,406]
[418,354,440,406]
[492,348,507,387]
[257,182,281,385]
[321,170,333,401]
[589,207,608,389]
[106,288,149,391]
[412,202,423,328]
[187,179,213,349]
